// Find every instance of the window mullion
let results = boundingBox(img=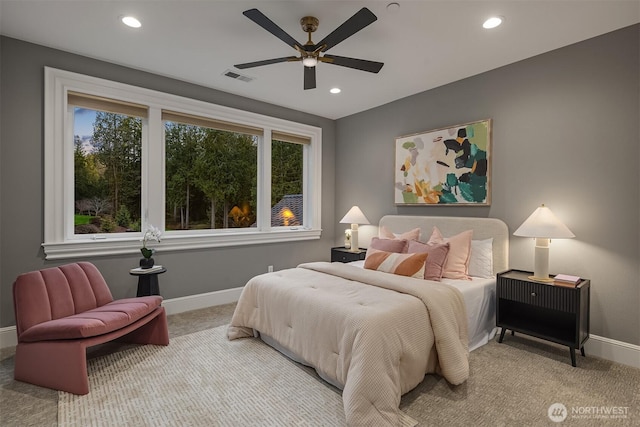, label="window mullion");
[302,144,309,228]
[308,133,322,230]
[64,105,76,240]
[259,130,272,231]
[146,107,164,230]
